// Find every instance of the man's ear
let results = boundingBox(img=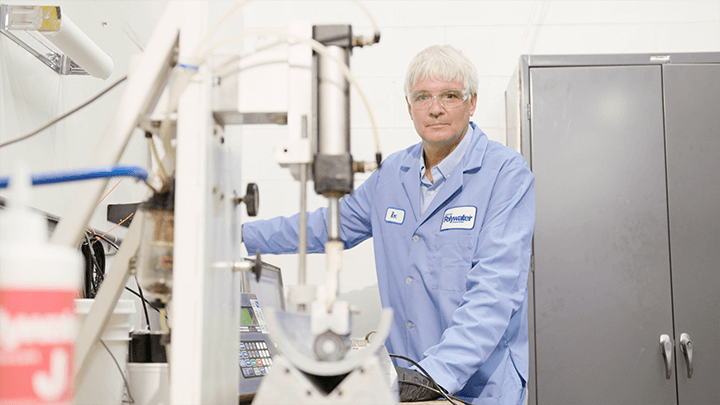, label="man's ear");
[468,94,478,116]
